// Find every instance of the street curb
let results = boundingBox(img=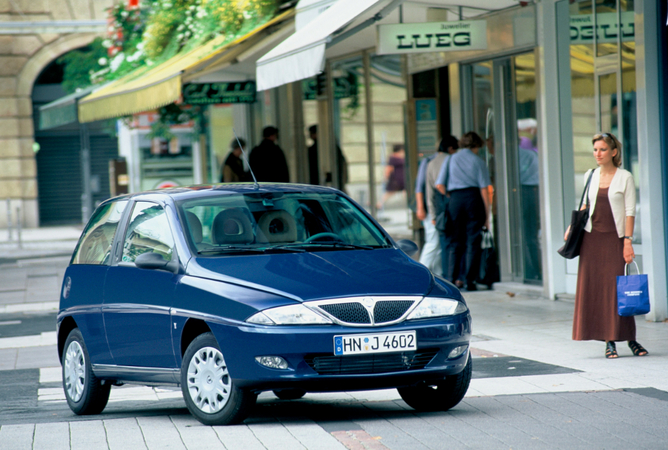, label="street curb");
[0,252,73,266]
[0,302,59,314]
